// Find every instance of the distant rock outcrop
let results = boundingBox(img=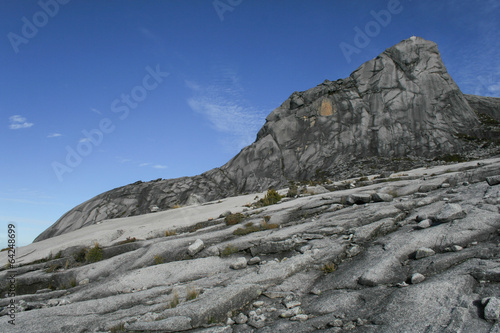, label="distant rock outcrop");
[34,37,500,242]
